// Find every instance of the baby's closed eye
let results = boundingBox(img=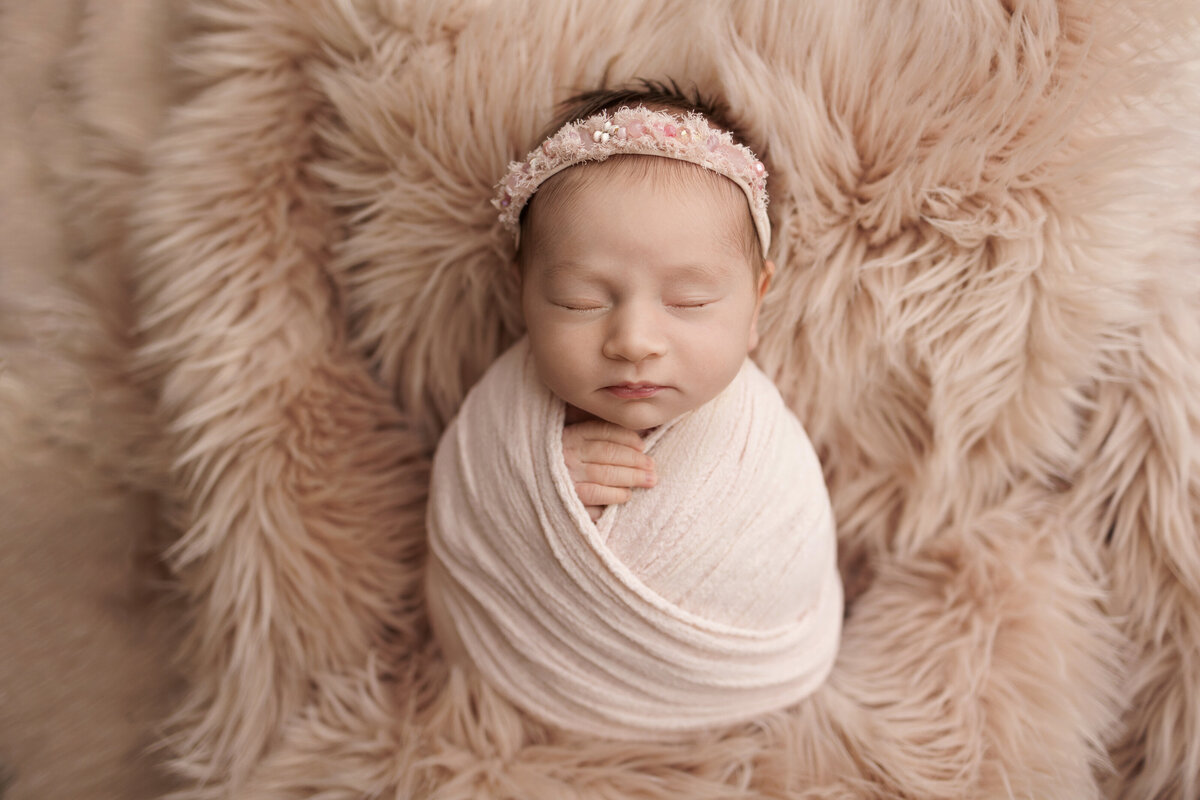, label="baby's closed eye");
[665,296,718,309]
[550,295,608,311]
